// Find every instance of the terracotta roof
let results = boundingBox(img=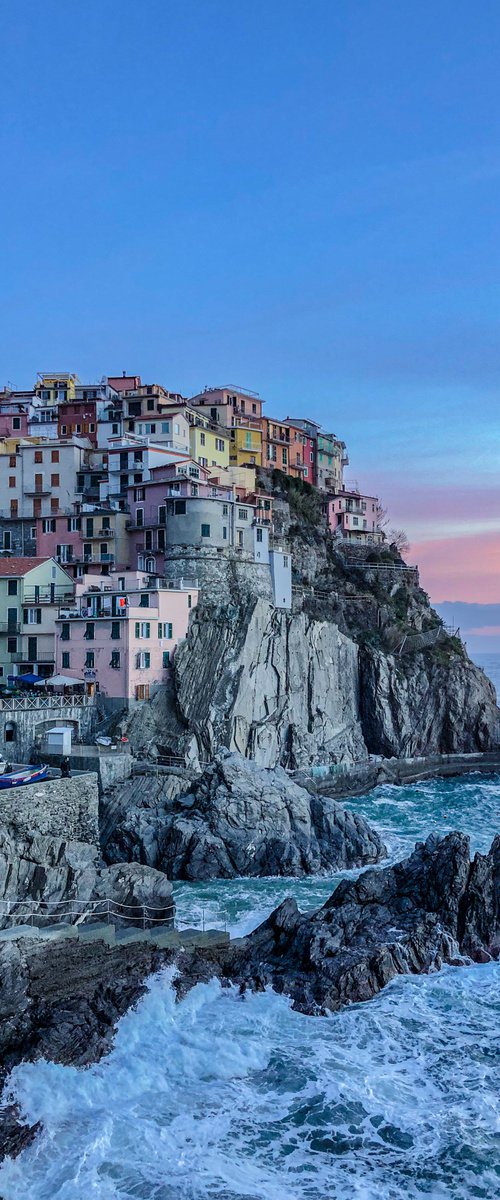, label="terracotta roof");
[0,557,52,577]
